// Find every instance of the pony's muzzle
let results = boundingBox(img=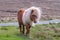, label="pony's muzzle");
[34,21,37,23]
